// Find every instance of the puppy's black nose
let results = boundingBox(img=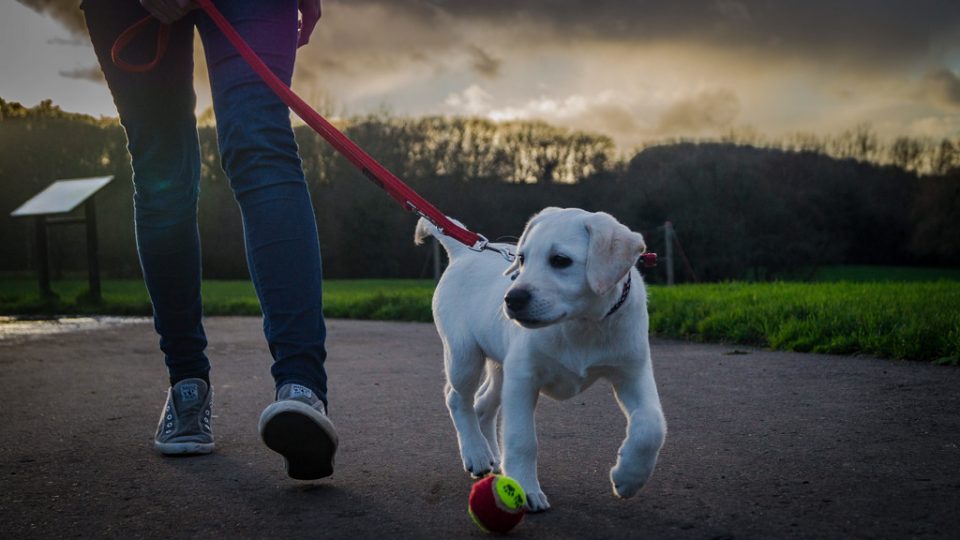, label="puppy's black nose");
[504,289,532,311]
